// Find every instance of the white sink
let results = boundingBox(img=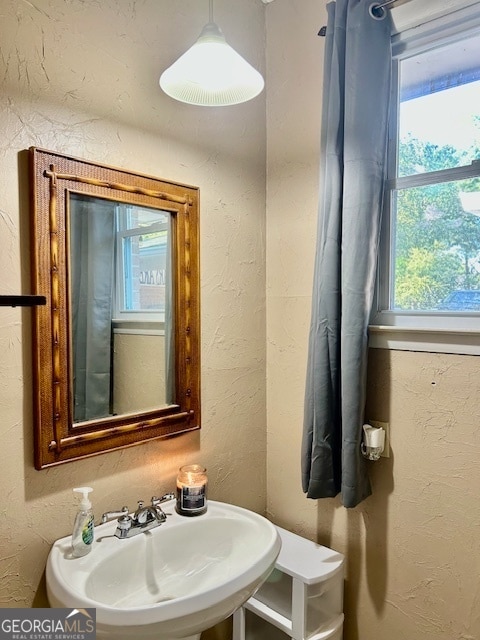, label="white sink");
[46,499,281,639]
